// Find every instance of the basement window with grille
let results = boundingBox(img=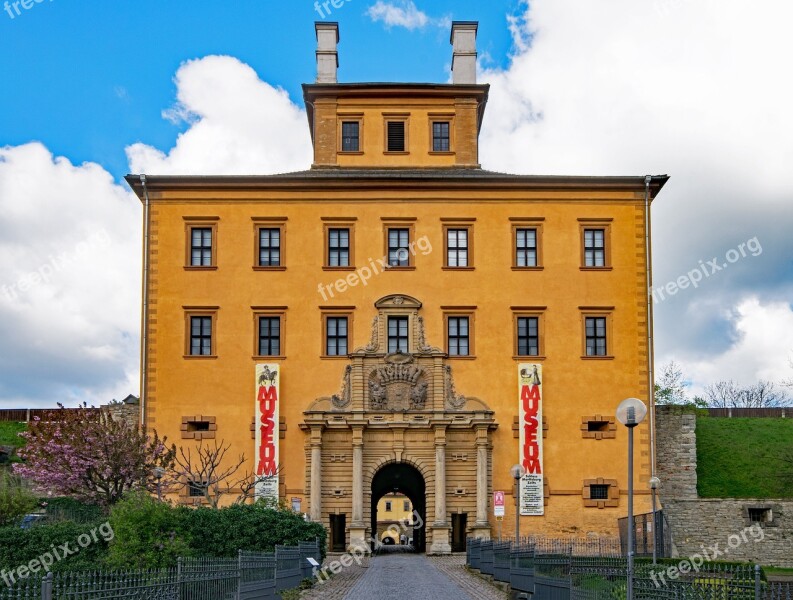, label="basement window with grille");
[746,507,774,525]
[386,120,406,152]
[589,485,610,500]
